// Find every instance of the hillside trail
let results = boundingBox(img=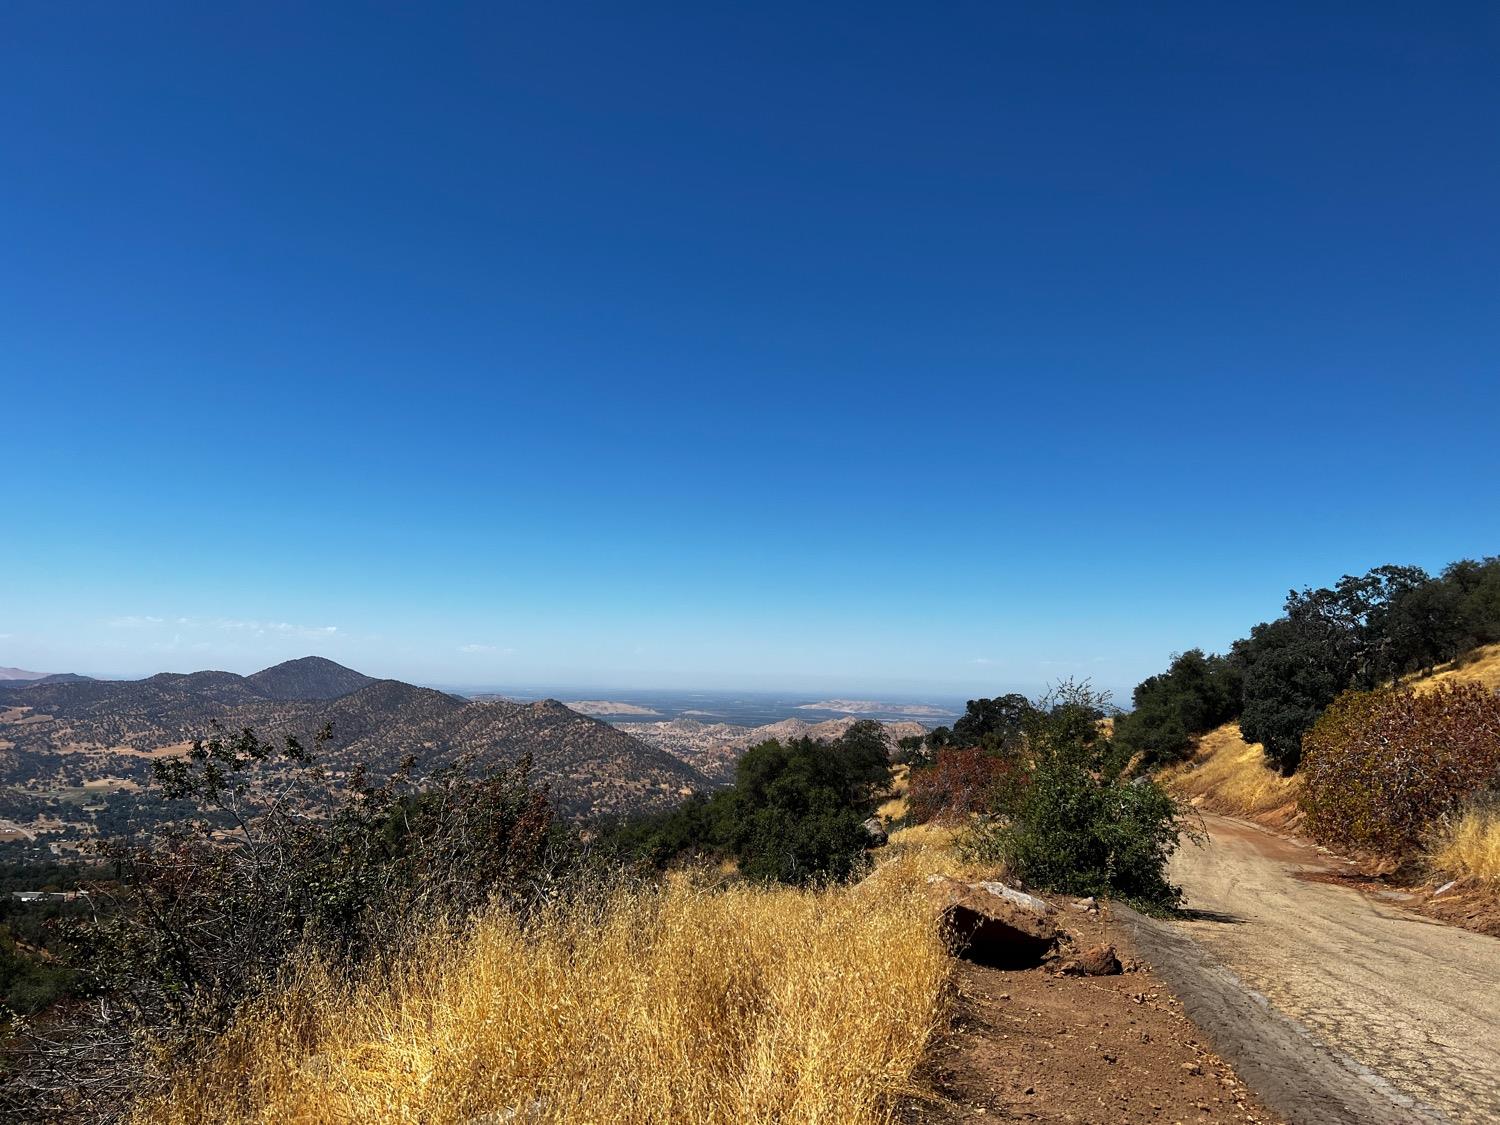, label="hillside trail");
[1123,812,1500,1125]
